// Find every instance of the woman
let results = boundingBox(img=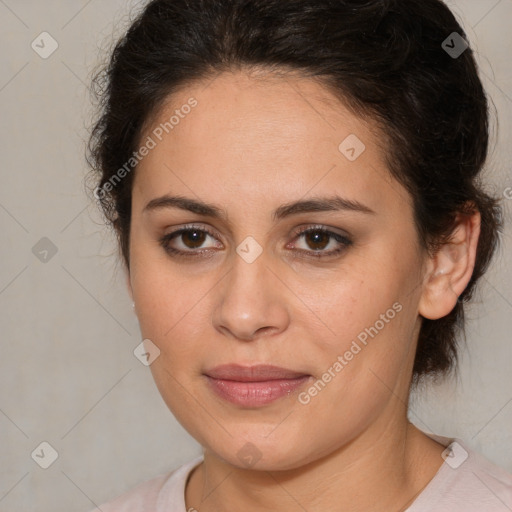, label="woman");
[87,0,512,510]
